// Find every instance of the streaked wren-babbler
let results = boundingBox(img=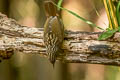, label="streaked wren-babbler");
[43,0,64,67]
